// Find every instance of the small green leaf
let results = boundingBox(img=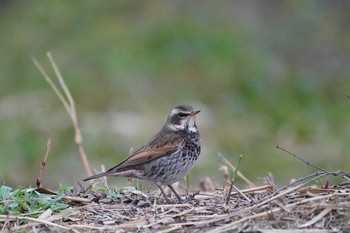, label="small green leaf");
[53,192,65,201]
[17,199,30,211]
[0,185,70,215]
[58,184,74,192]
[12,188,25,198]
[9,202,19,208]
[51,203,68,212]
[0,186,12,200]
[109,190,123,198]
[8,210,21,215]
[93,186,107,192]
[37,196,50,206]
